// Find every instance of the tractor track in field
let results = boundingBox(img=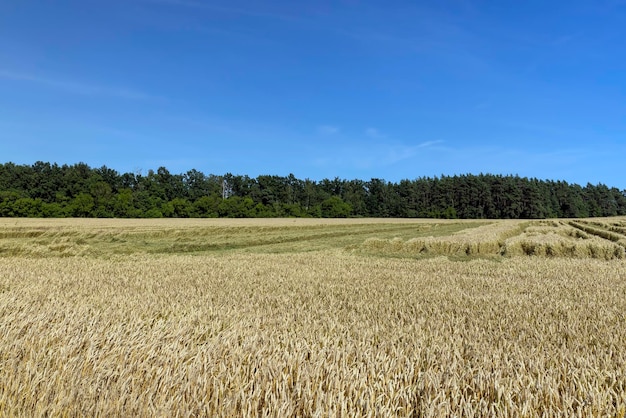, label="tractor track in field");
[568,220,626,248]
[158,223,480,254]
[1,222,485,257]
